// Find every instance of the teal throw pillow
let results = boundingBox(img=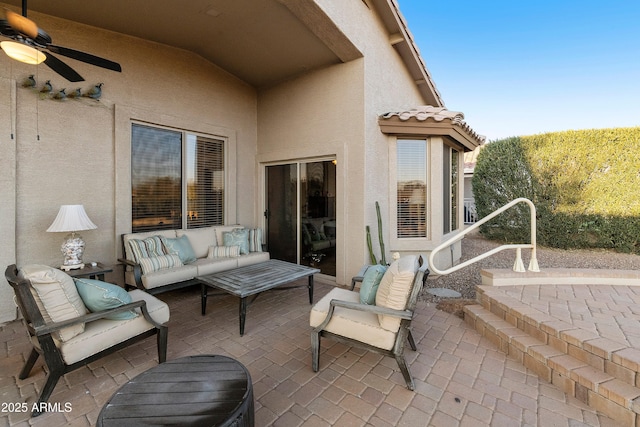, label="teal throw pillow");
[162,235,197,264]
[223,228,250,254]
[74,278,138,320]
[359,265,388,305]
